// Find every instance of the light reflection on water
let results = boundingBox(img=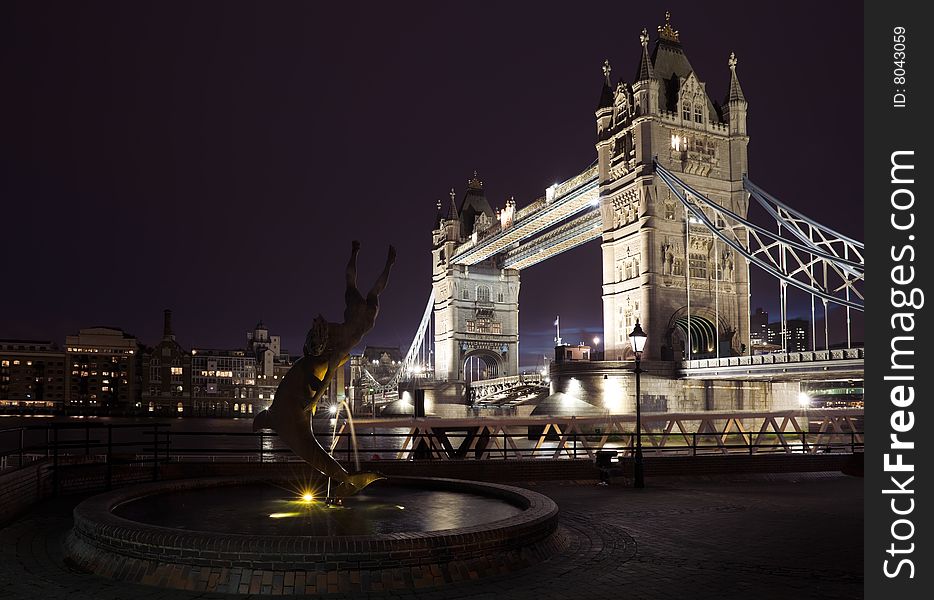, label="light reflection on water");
[113,482,522,536]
